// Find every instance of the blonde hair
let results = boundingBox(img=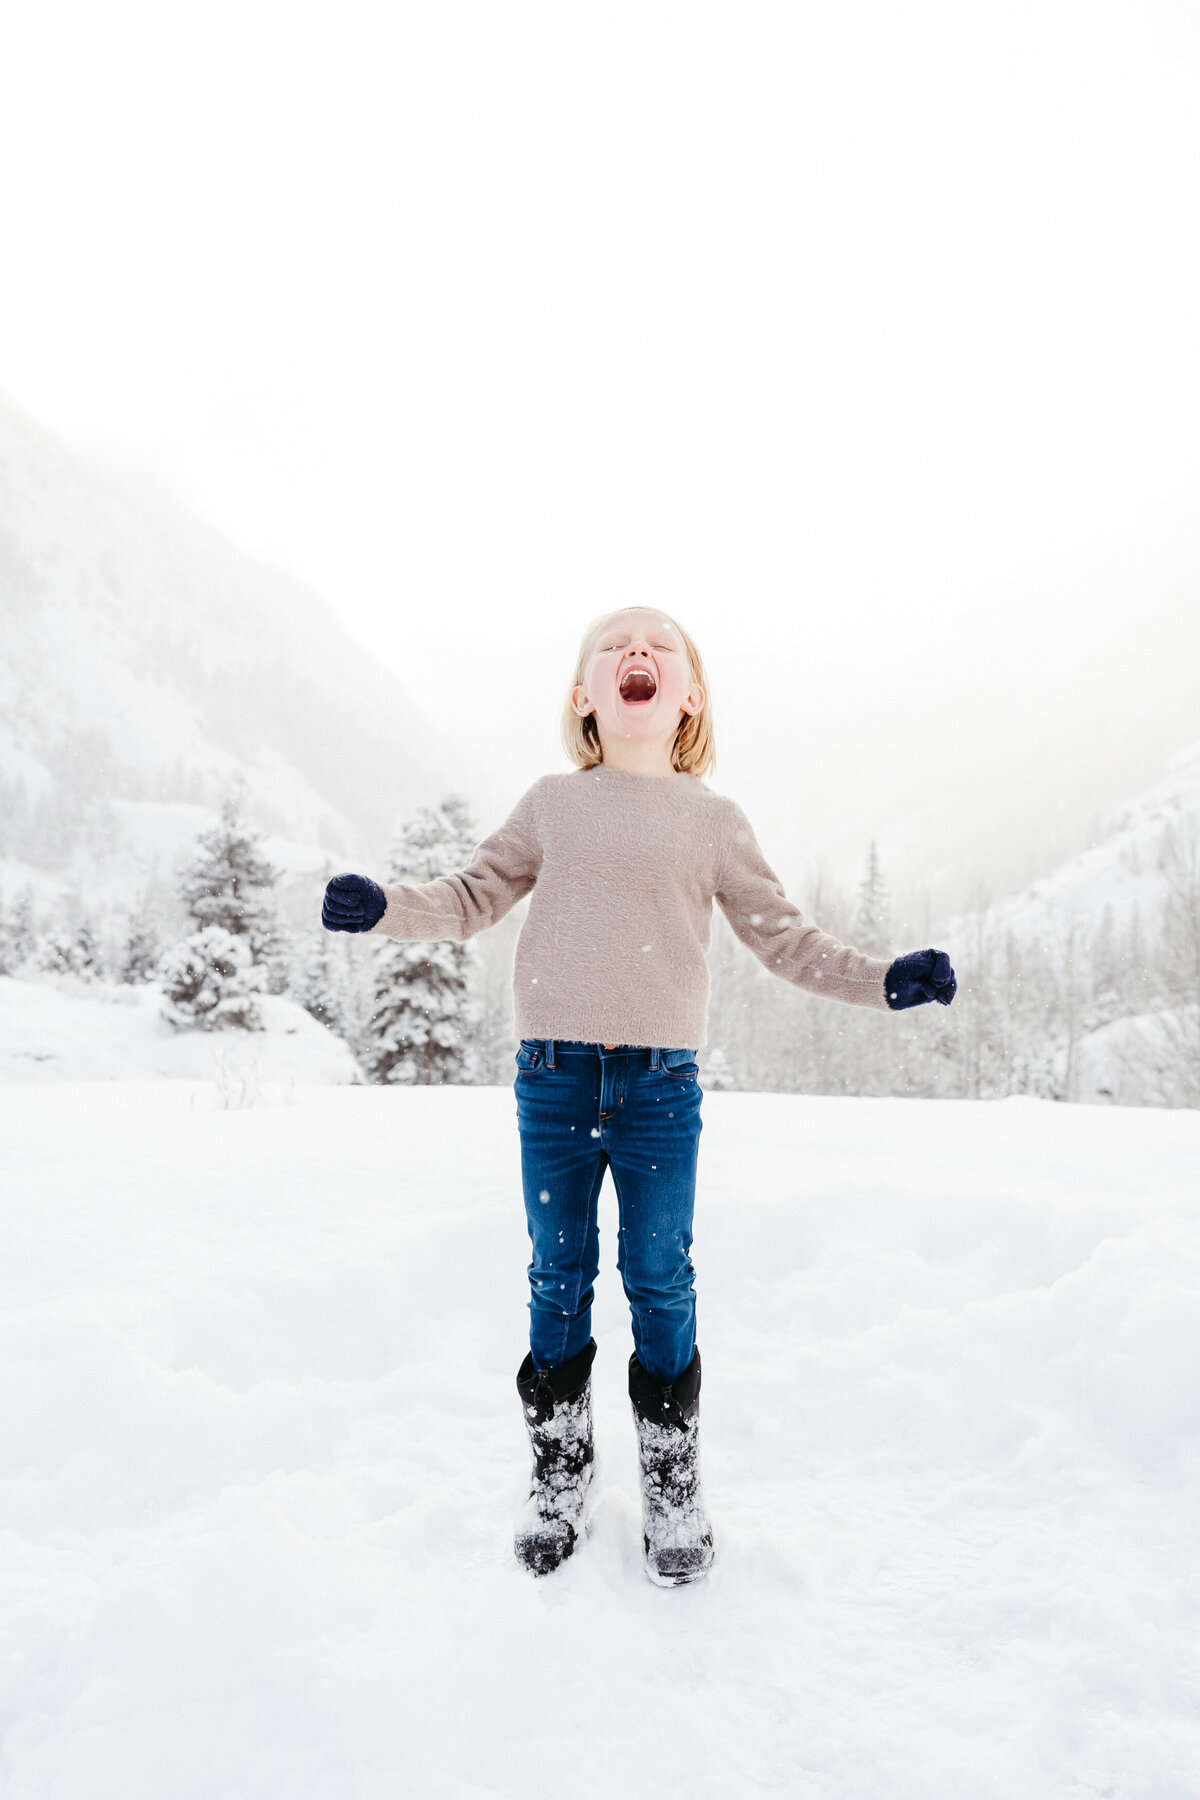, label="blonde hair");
[560,608,716,780]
